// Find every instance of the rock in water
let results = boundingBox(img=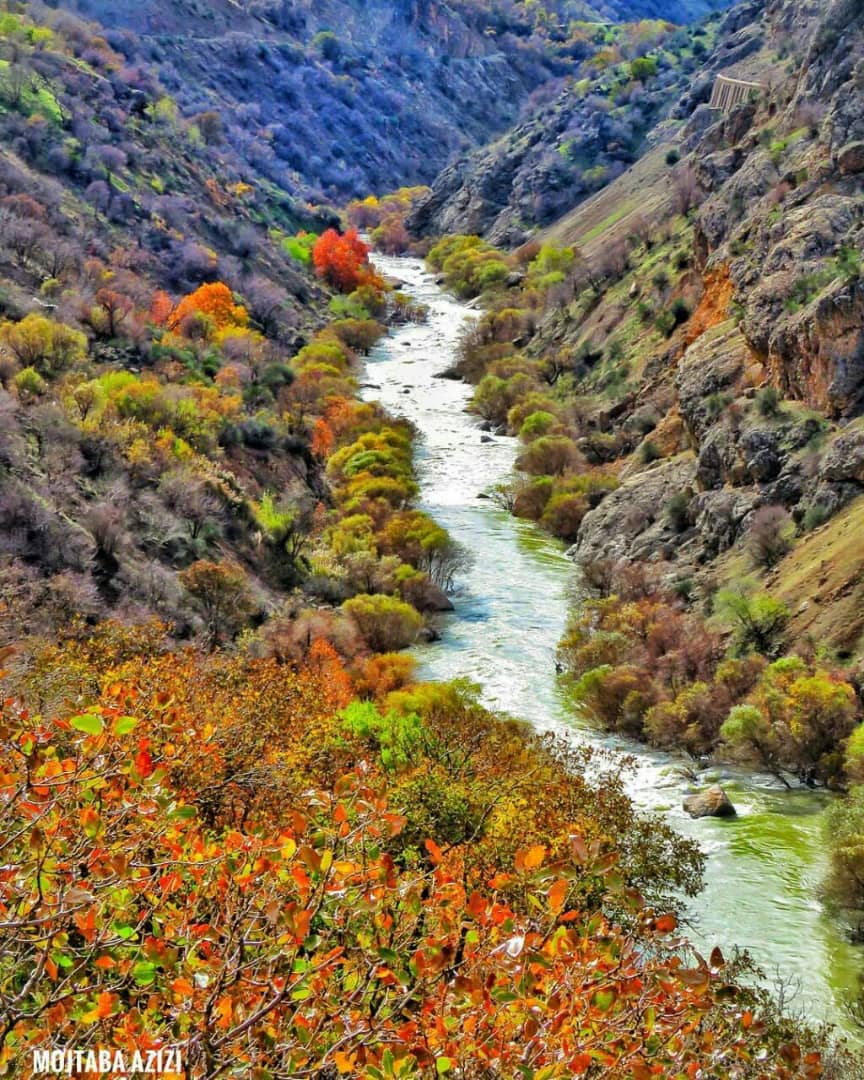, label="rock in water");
[683,785,737,819]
